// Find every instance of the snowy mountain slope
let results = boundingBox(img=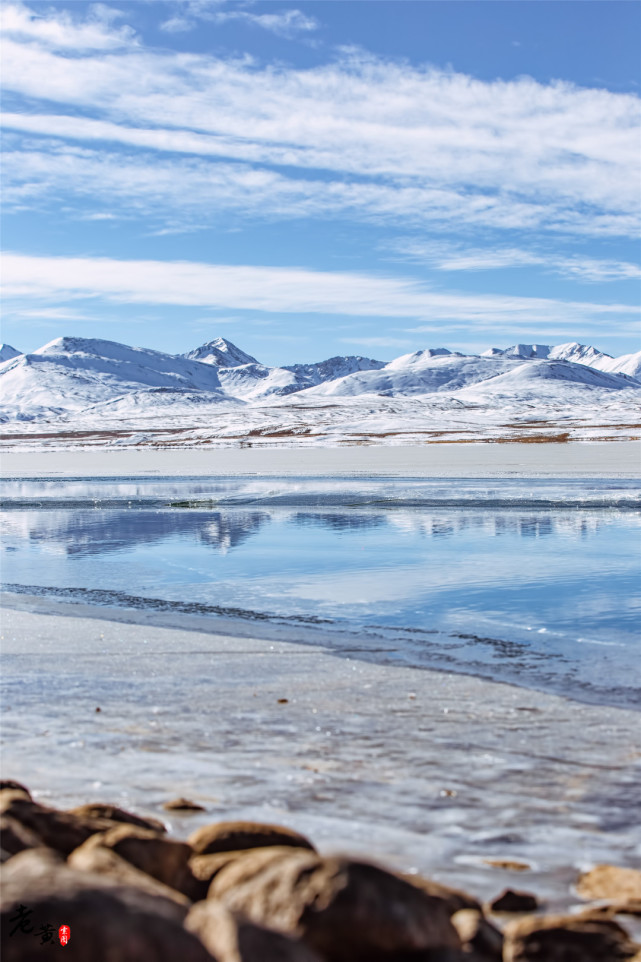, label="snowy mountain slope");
[1,333,639,444]
[385,348,453,369]
[182,337,259,367]
[479,341,641,381]
[299,354,526,398]
[0,336,227,422]
[216,363,310,400]
[455,358,641,398]
[283,354,386,384]
[594,350,641,380]
[482,344,551,359]
[183,338,387,399]
[77,387,243,419]
[182,339,388,400]
[0,344,22,363]
[547,341,613,367]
